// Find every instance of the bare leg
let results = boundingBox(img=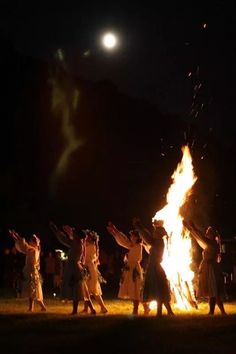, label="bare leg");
[81,300,89,313]
[94,295,108,313]
[208,297,216,315]
[216,297,227,315]
[38,300,47,311]
[164,302,174,316]
[82,282,96,314]
[143,302,150,315]
[28,298,34,312]
[72,300,79,315]
[157,301,163,317]
[132,300,139,315]
[85,300,96,315]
